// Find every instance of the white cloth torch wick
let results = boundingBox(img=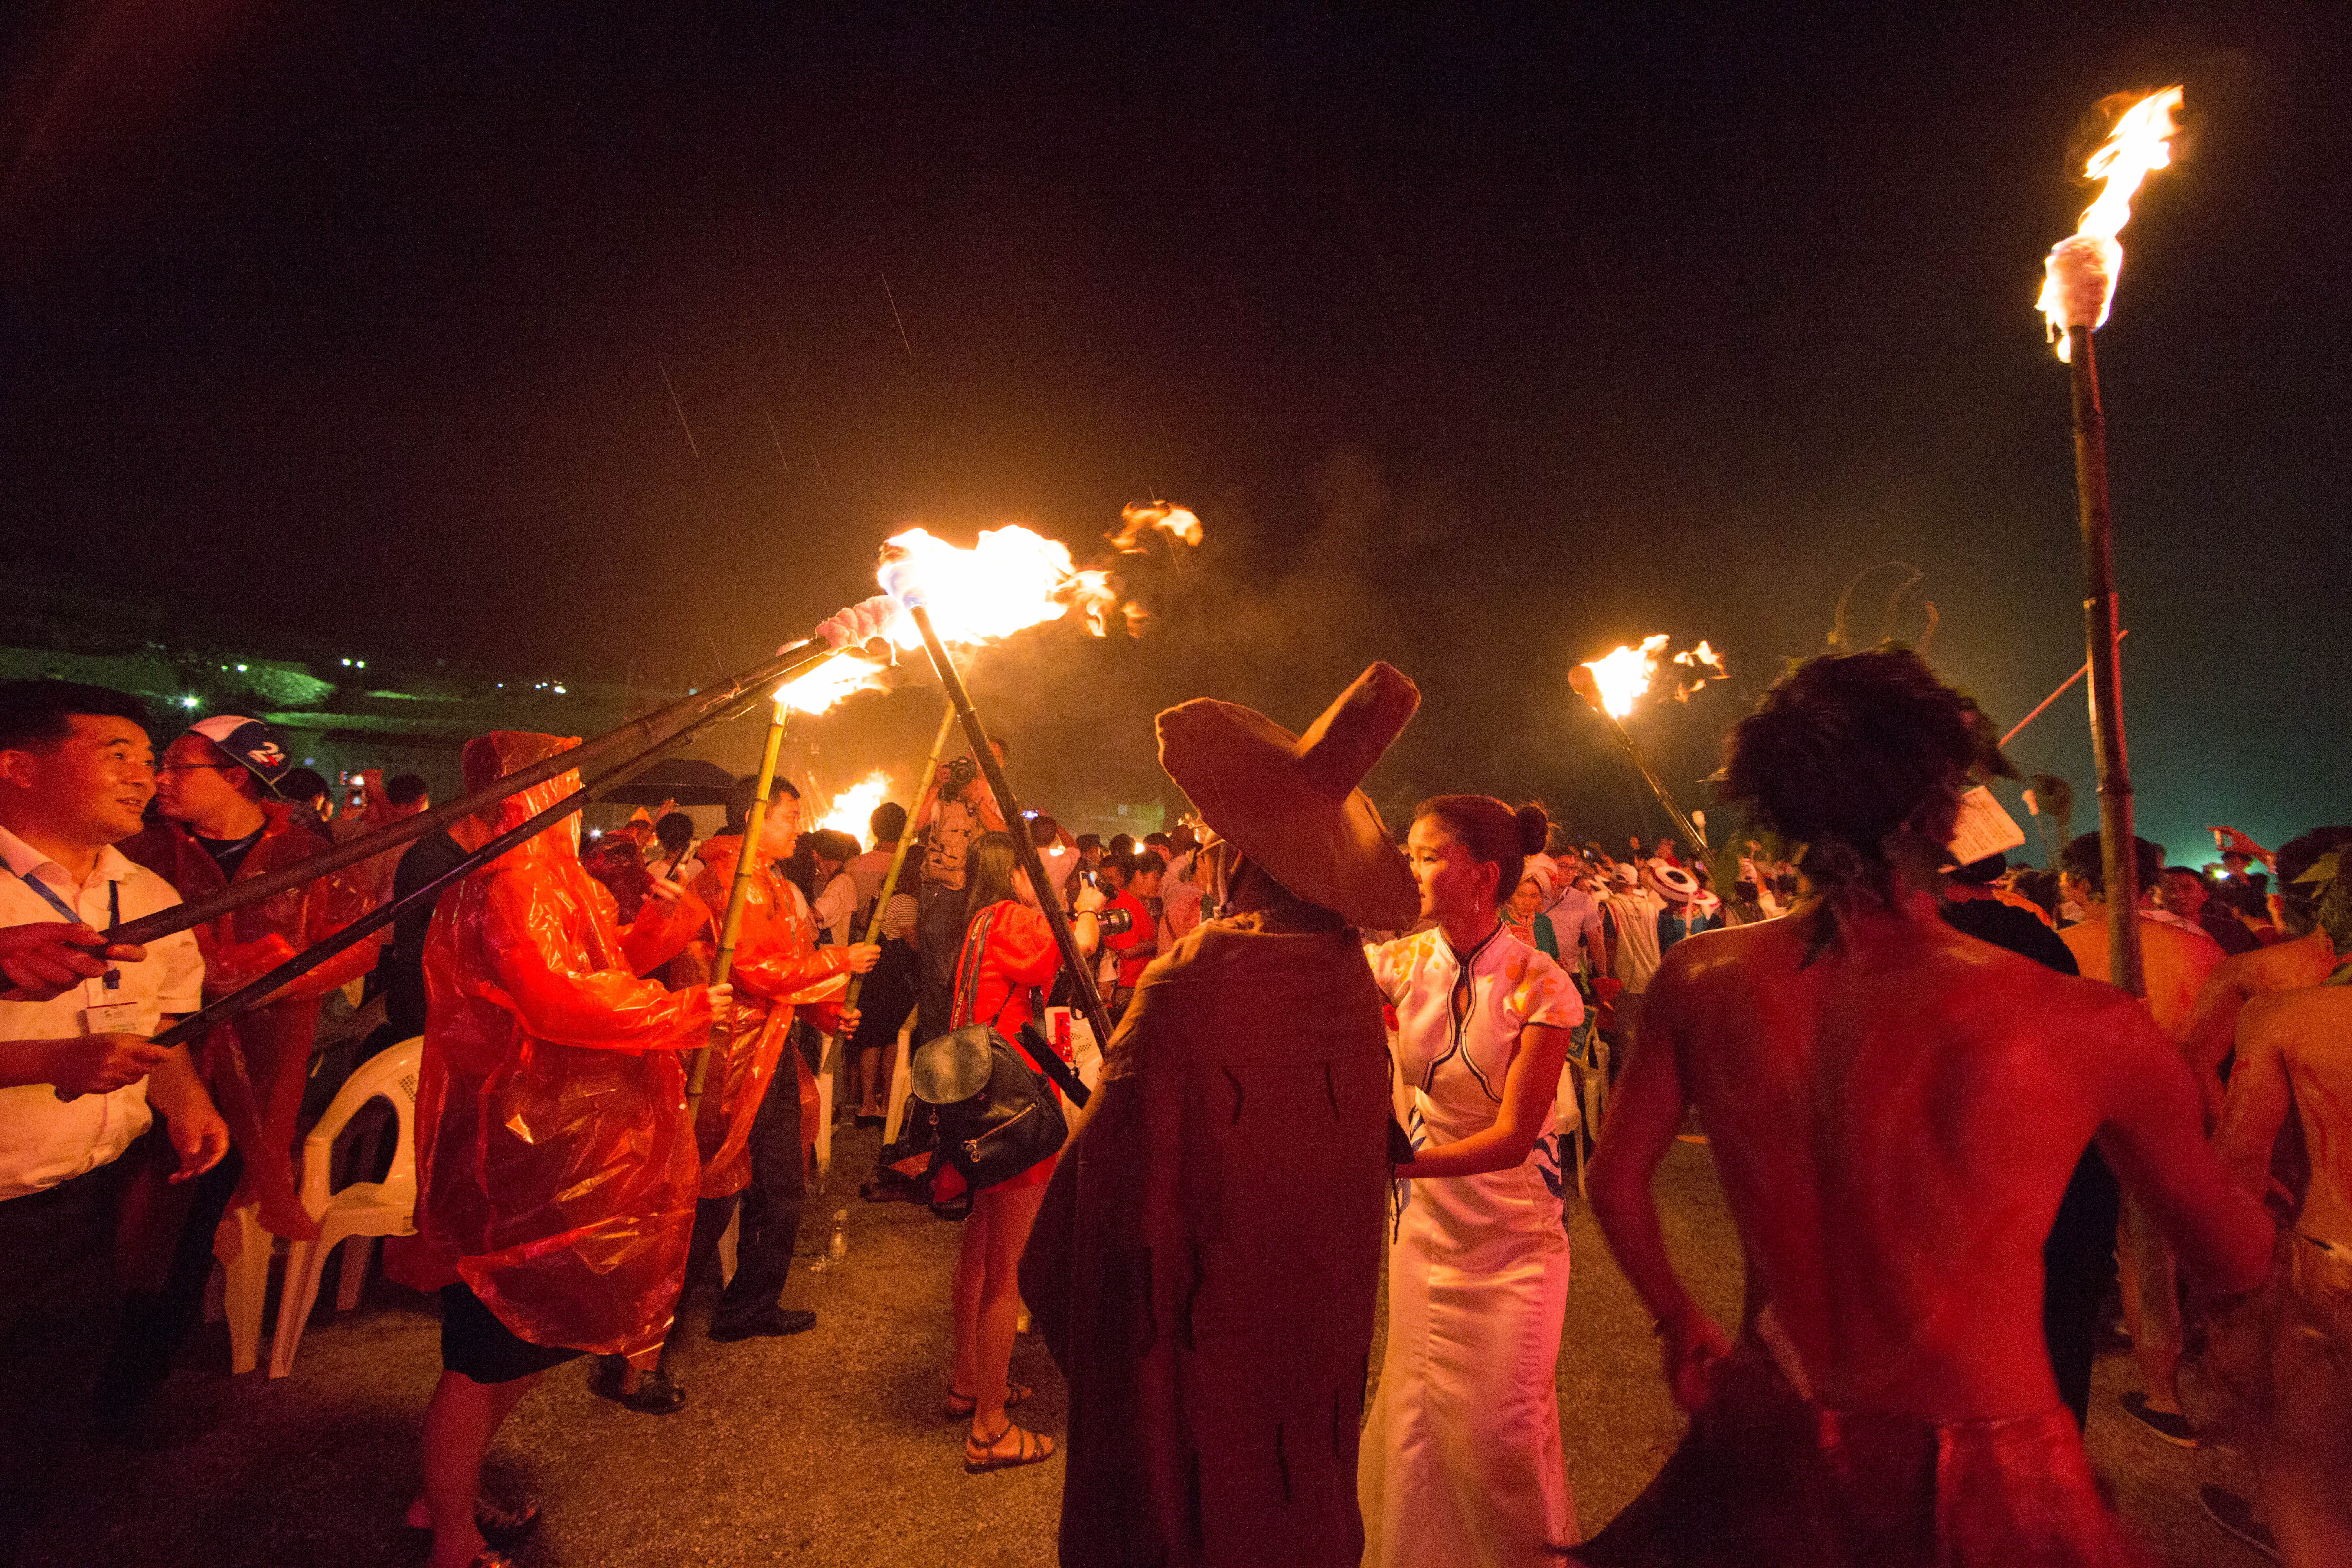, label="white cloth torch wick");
[2040,234,2122,361]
